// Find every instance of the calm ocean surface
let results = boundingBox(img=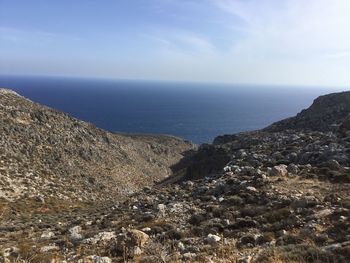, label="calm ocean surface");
[0,75,344,143]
